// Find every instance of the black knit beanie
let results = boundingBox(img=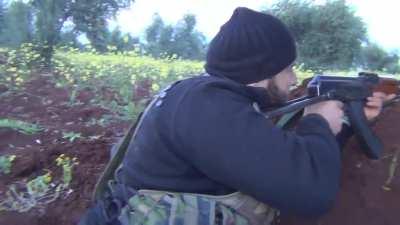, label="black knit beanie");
[205,7,297,84]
